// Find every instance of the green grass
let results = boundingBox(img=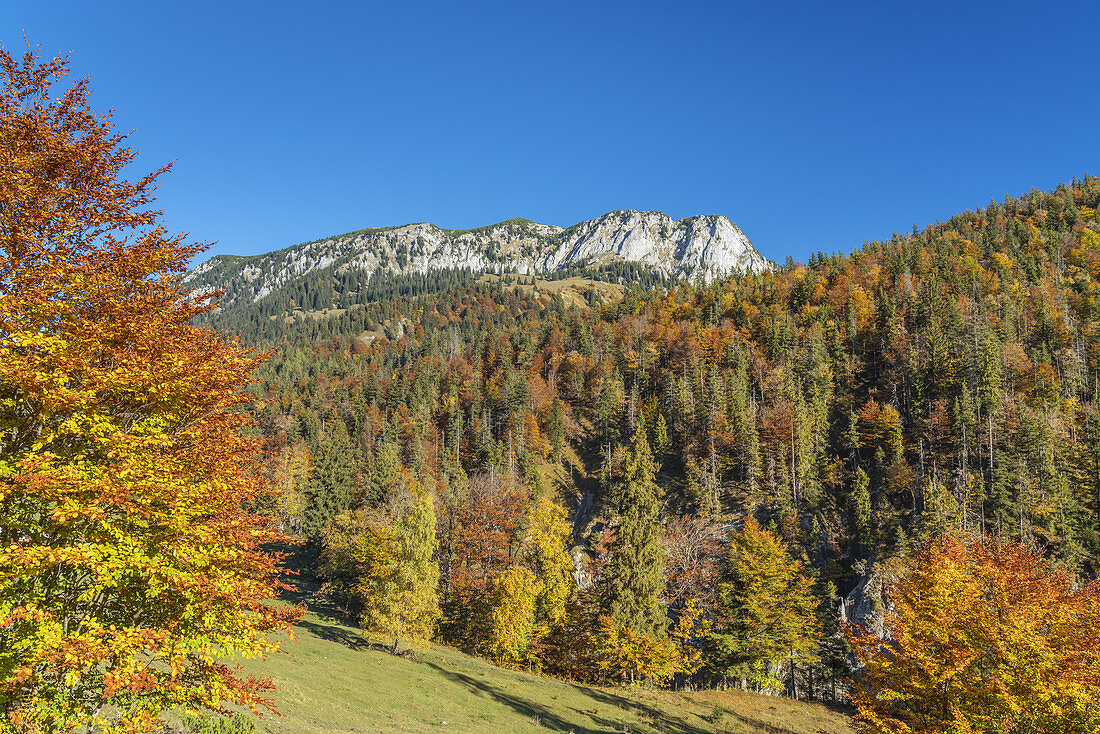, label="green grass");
[238,588,852,734]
